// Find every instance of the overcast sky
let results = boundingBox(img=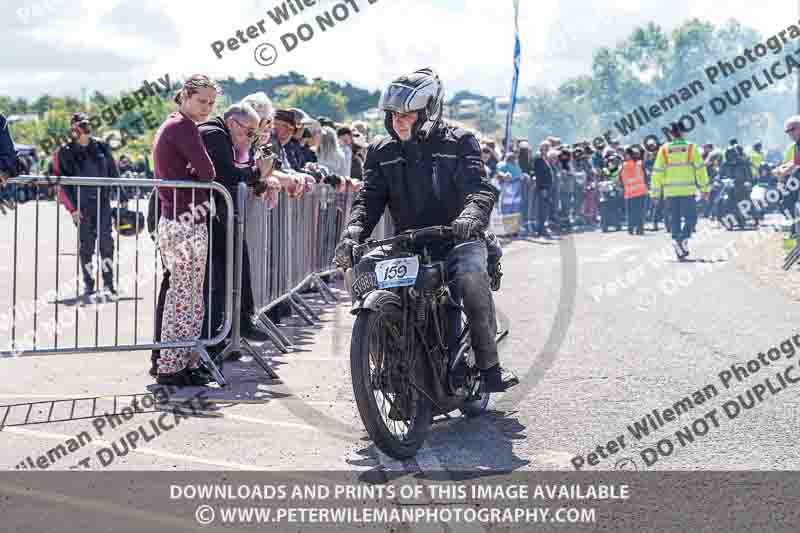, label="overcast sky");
[0,0,796,101]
